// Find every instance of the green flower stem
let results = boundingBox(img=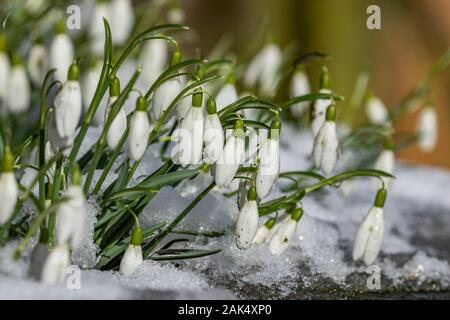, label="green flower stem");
[47,157,64,248]
[143,182,216,258]
[84,70,140,194]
